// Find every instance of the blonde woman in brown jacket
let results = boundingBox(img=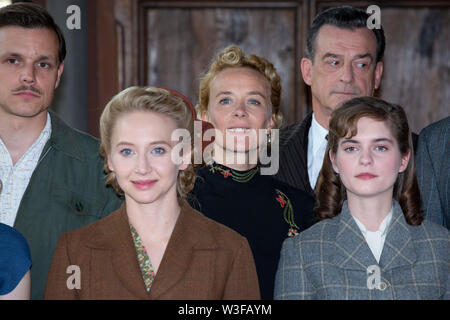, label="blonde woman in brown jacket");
[44,87,260,300]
